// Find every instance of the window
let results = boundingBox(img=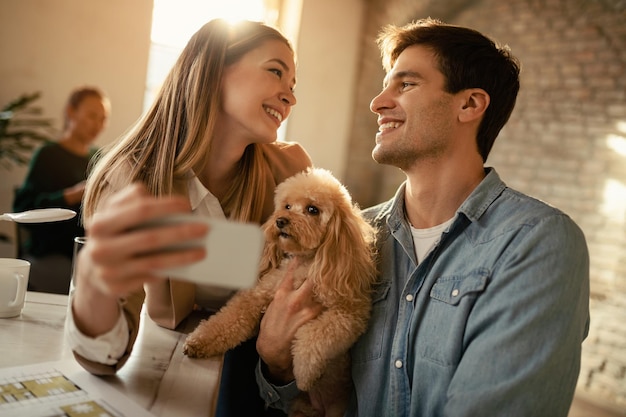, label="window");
[144,0,271,111]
